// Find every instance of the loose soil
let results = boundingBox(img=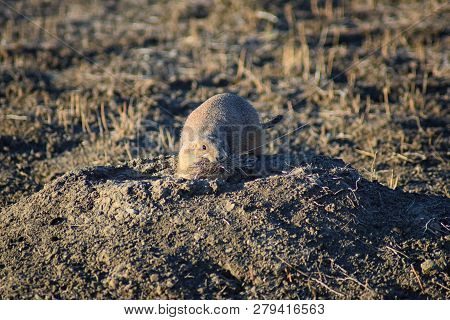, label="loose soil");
[1,155,448,299]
